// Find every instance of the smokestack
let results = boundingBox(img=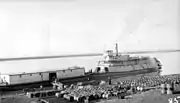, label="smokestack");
[0,72,2,83]
[115,43,118,56]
